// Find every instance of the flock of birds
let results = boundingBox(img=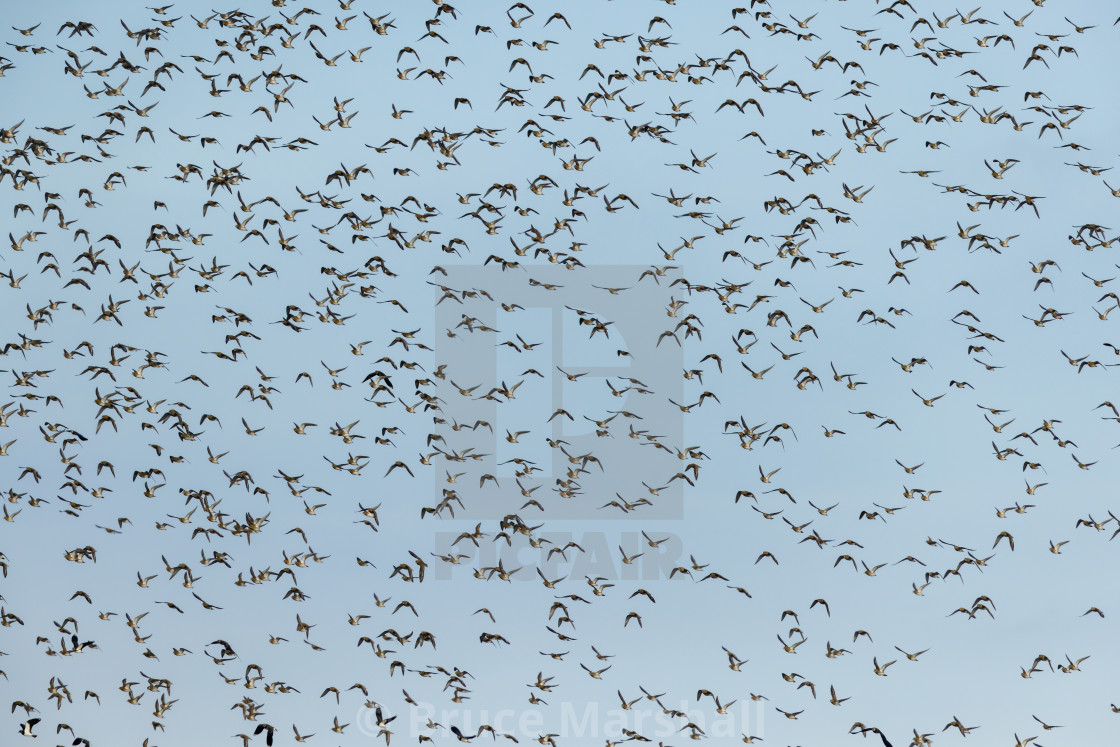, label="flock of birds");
[3,0,1120,745]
